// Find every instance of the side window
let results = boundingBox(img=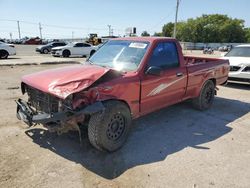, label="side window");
[148,42,179,69]
[75,43,84,47]
[83,43,91,47]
